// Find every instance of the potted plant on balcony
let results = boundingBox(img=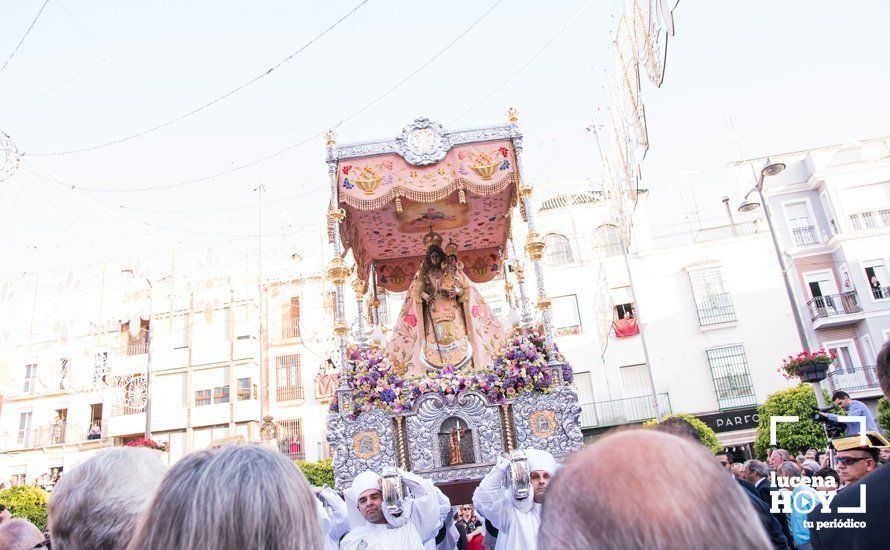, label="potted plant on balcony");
[125,437,169,452]
[780,349,836,383]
